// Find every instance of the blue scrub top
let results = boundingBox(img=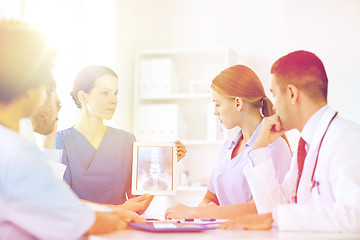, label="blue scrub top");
[56,127,135,205]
